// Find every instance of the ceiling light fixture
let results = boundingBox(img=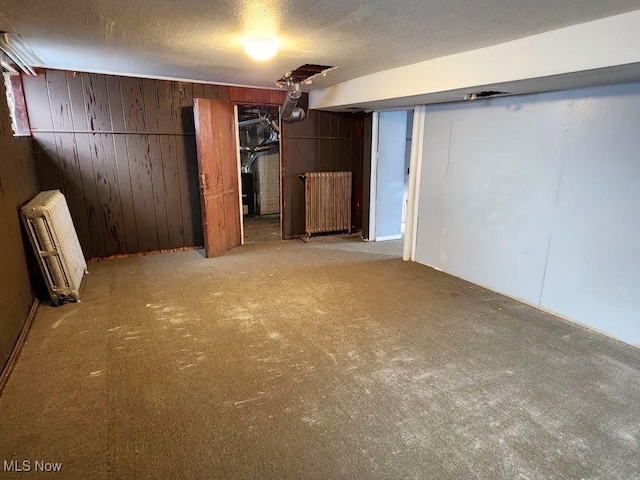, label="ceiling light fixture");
[244,37,278,62]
